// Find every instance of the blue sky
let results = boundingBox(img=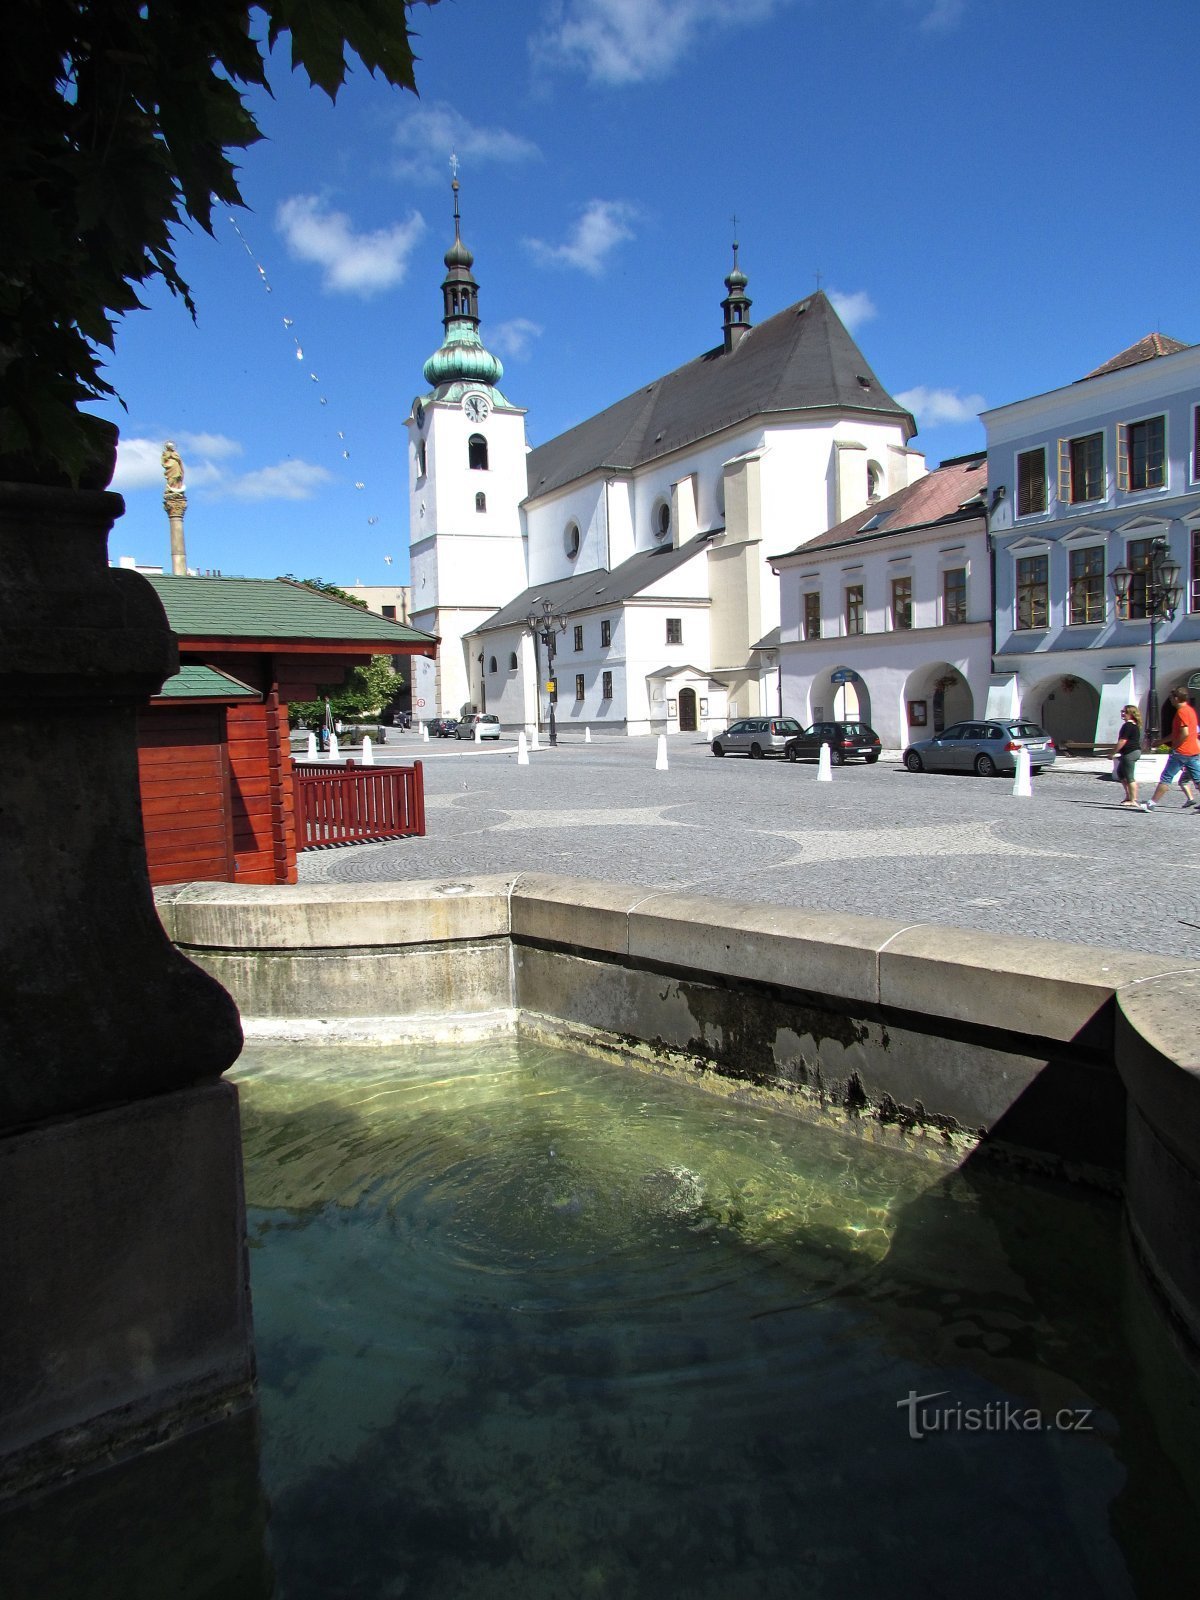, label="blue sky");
[97,0,1198,586]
